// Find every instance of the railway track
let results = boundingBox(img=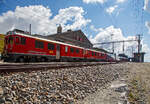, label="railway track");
[0,62,116,72]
